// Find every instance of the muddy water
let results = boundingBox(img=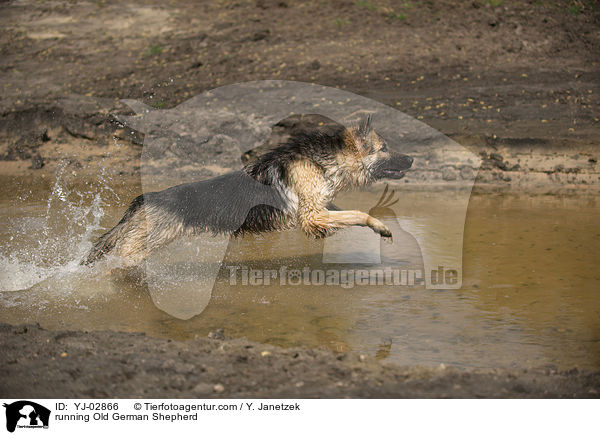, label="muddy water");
[0,172,599,370]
